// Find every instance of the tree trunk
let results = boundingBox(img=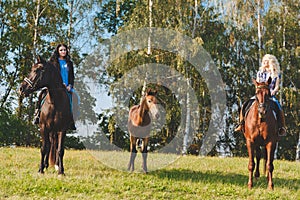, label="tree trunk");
[257,0,262,62]
[67,0,74,49]
[296,134,300,161]
[182,78,191,155]
[182,0,198,155]
[147,0,153,55]
[33,0,41,59]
